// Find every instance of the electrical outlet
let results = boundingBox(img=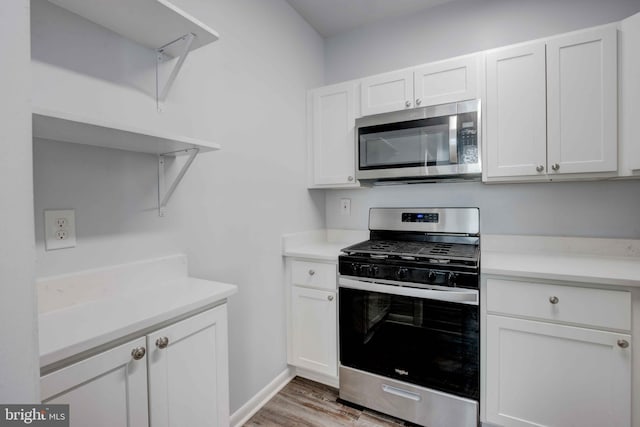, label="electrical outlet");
[45,209,76,251]
[340,198,351,216]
